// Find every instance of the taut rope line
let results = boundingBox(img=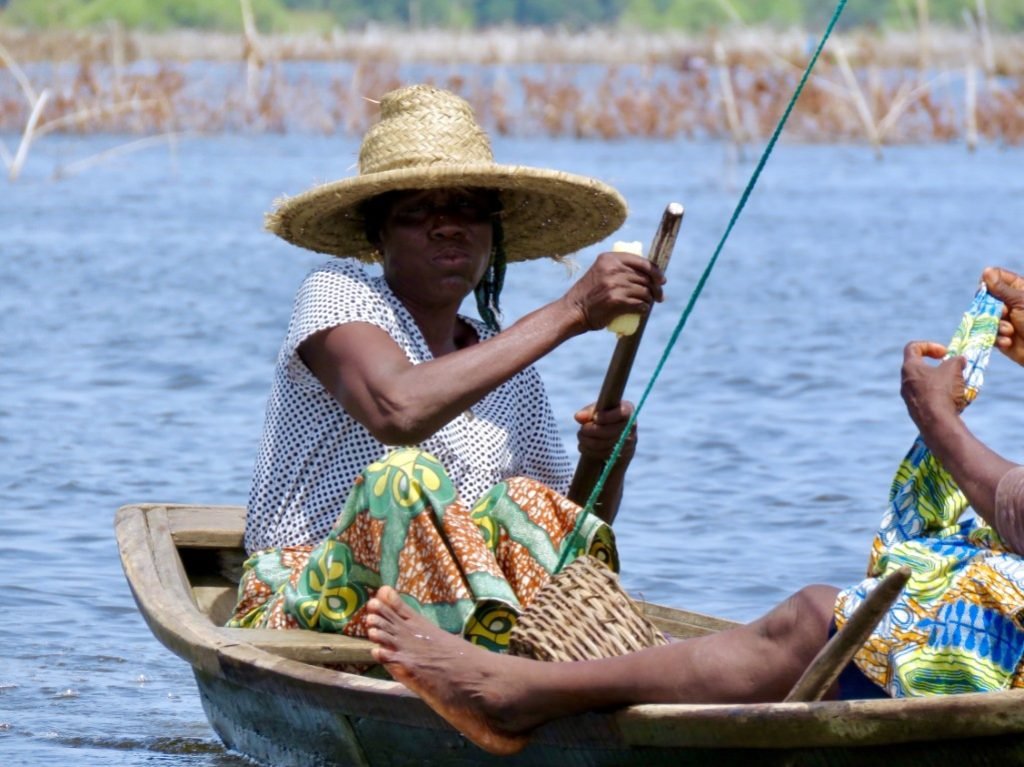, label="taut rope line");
[559,0,850,571]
